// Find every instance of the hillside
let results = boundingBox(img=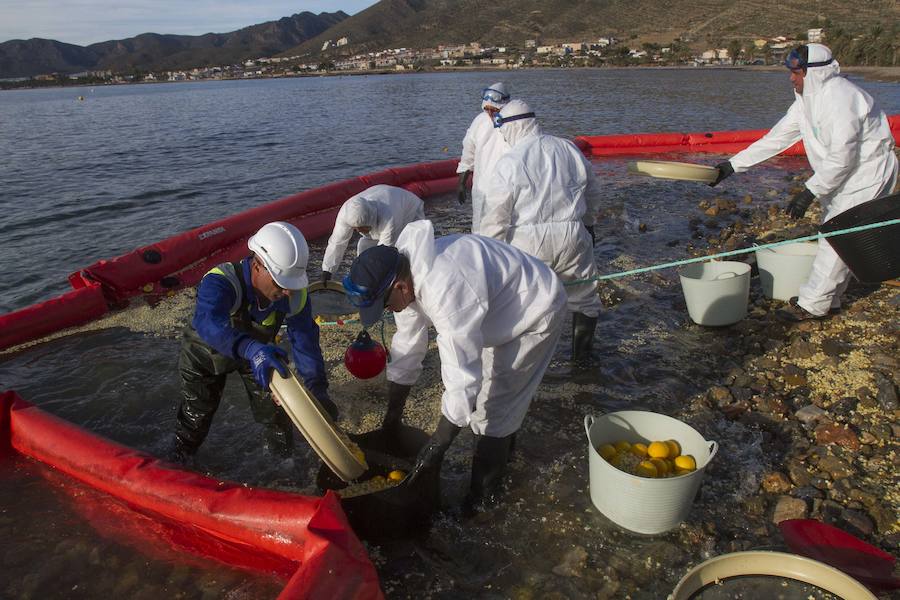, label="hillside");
[284,0,898,57]
[0,11,348,78]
